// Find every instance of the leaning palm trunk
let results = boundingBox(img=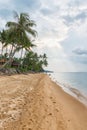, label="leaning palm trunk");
[9,45,14,58]
[6,46,8,54]
[20,48,23,59]
[0,47,19,69]
[18,48,23,69]
[21,49,28,70]
[1,44,4,56]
